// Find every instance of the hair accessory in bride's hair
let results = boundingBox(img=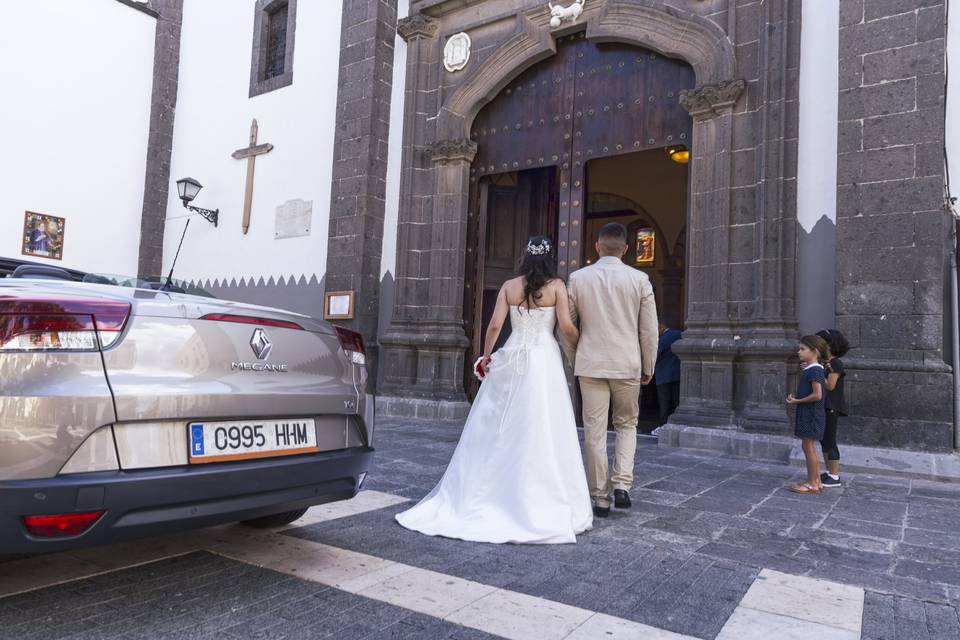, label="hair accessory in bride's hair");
[526,239,551,256]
